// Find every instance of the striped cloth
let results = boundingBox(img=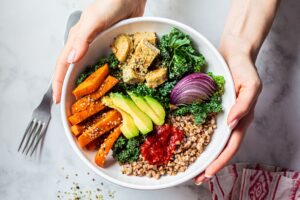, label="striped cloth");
[209,163,300,200]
